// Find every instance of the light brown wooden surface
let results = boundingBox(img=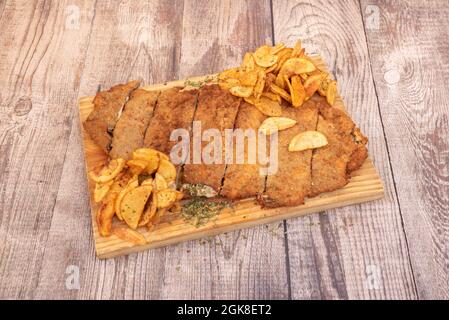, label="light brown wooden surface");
[0,0,448,300]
